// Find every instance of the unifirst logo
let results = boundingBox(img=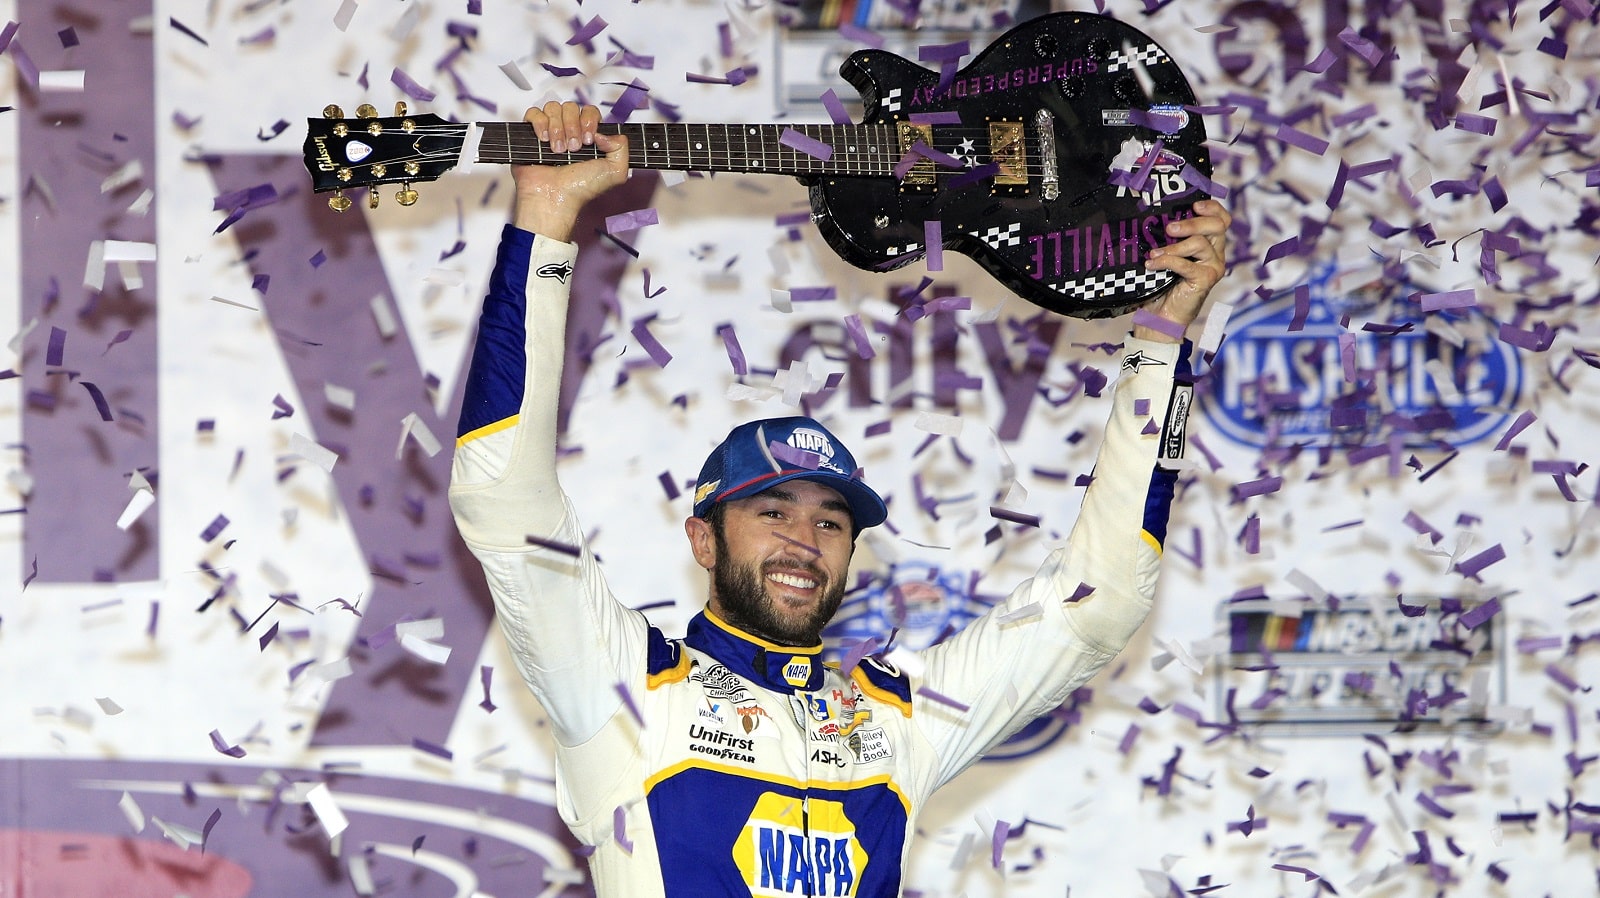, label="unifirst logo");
[732,792,867,896]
